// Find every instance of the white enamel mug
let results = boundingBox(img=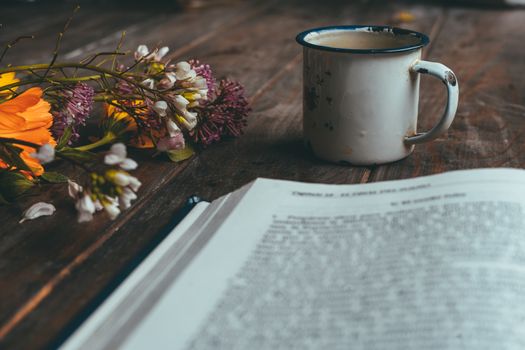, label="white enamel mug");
[296,25,459,165]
